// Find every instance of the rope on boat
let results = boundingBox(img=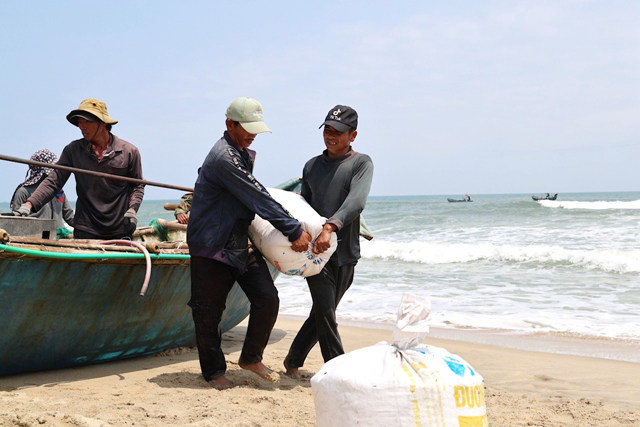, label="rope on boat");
[100,240,152,296]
